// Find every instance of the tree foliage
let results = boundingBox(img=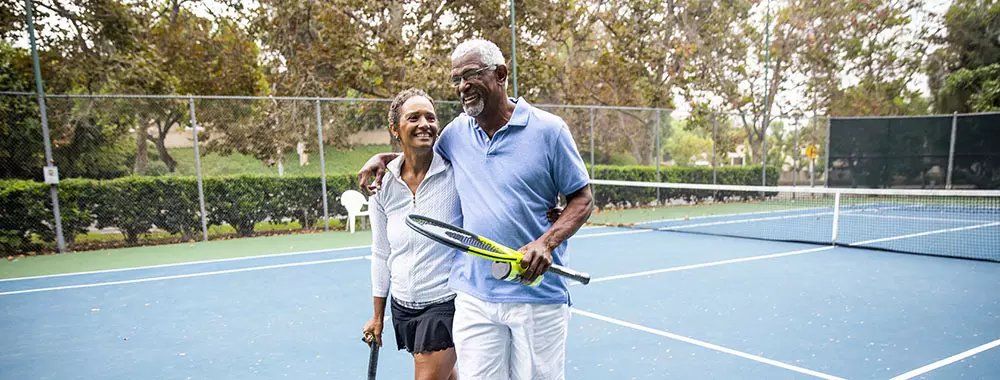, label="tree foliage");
[928,0,1000,112]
